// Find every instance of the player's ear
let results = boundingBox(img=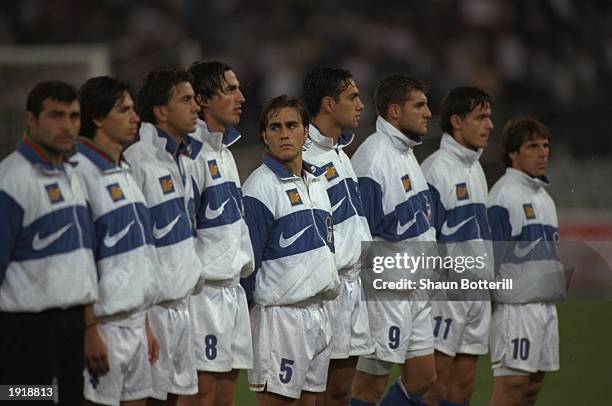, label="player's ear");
[321,96,334,114]
[153,105,167,124]
[93,117,104,129]
[508,151,518,163]
[26,111,37,132]
[196,94,208,109]
[388,103,400,121]
[450,114,462,131]
[261,131,269,148]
